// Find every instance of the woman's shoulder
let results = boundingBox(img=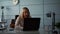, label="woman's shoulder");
[17,15,23,20]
